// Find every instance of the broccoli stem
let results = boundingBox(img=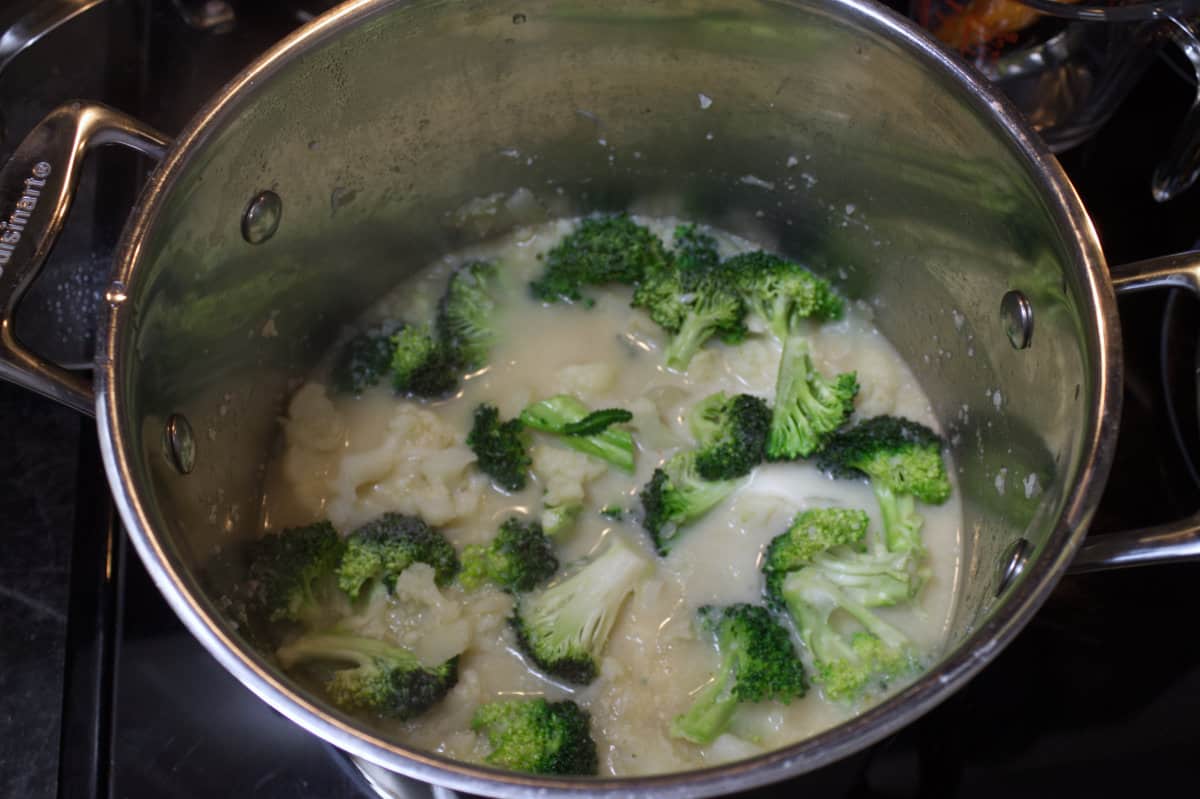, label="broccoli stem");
[874,483,925,555]
[520,396,635,473]
[276,632,418,671]
[664,311,716,371]
[669,659,738,744]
